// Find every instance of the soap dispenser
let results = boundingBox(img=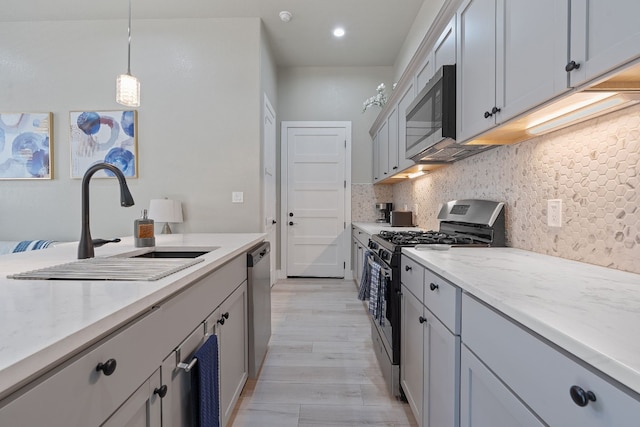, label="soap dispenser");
[134,209,155,247]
